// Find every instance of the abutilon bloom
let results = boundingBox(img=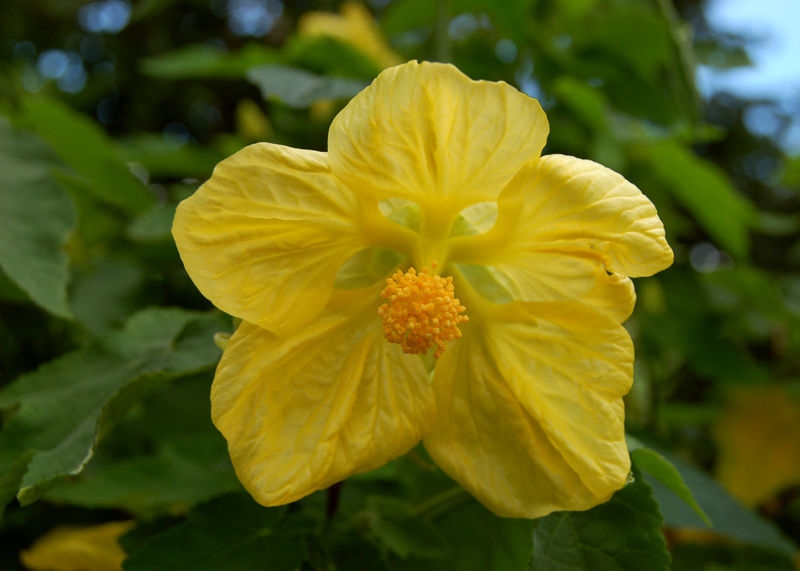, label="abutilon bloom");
[20,521,133,571]
[172,61,673,519]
